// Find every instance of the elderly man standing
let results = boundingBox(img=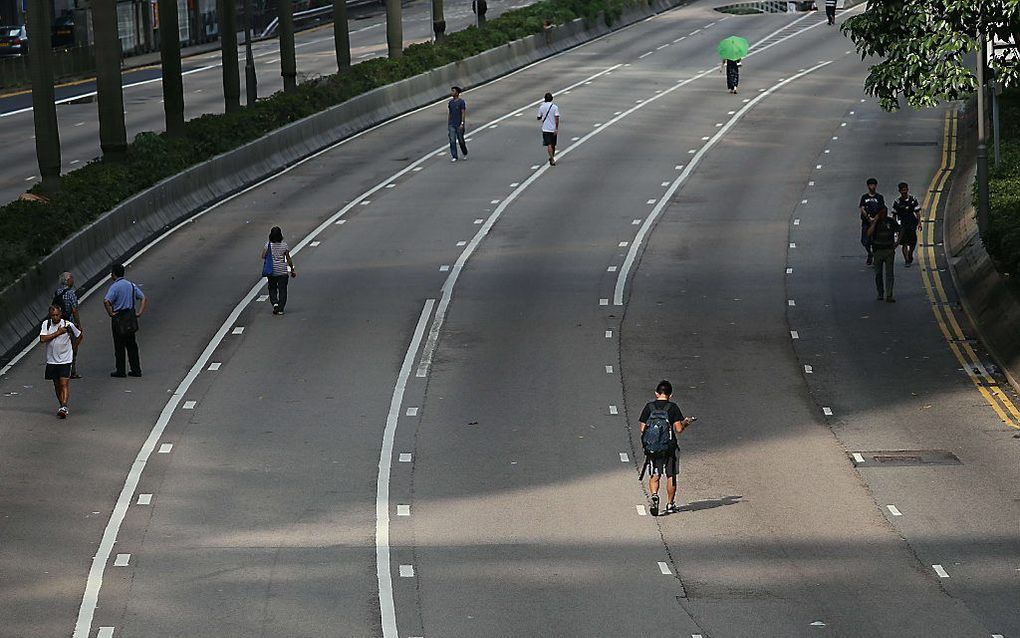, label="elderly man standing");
[53,271,83,378]
[102,264,148,378]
